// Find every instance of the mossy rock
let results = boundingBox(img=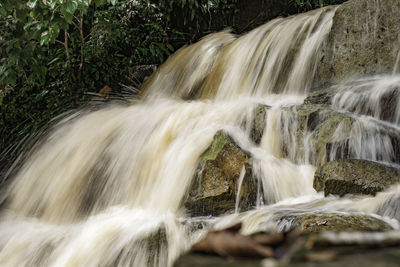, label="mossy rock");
[279,212,393,233]
[184,131,258,217]
[314,159,400,196]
